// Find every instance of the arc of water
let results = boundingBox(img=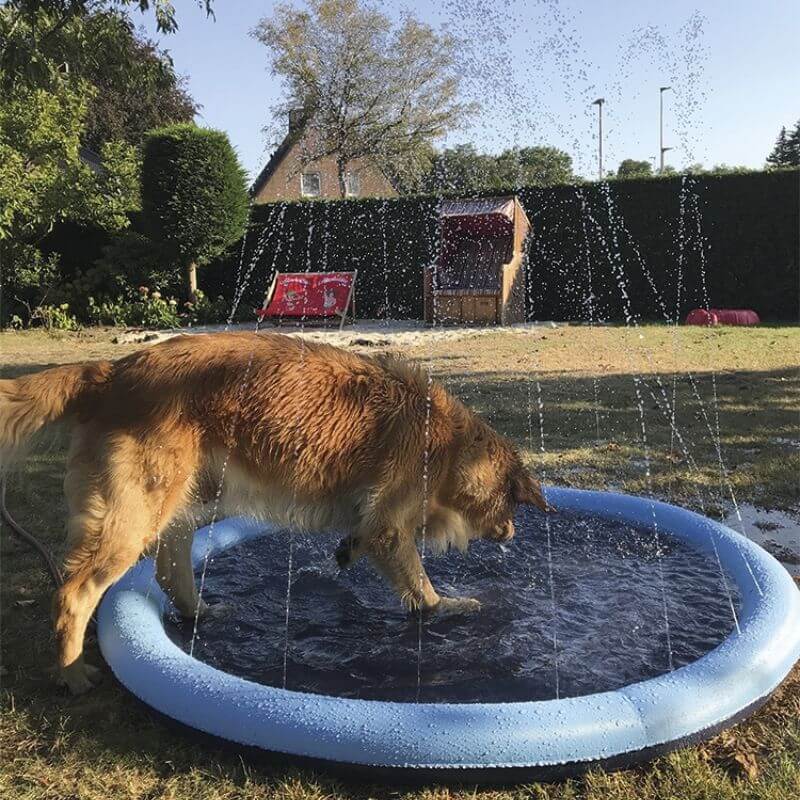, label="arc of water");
[671,178,688,471]
[586,185,751,628]
[600,184,762,596]
[638,378,741,632]
[576,187,603,444]
[590,183,675,669]
[535,378,561,698]
[416,197,442,701]
[381,198,390,326]
[148,205,279,610]
[281,201,318,689]
[228,204,285,326]
[189,206,291,656]
[687,186,751,540]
